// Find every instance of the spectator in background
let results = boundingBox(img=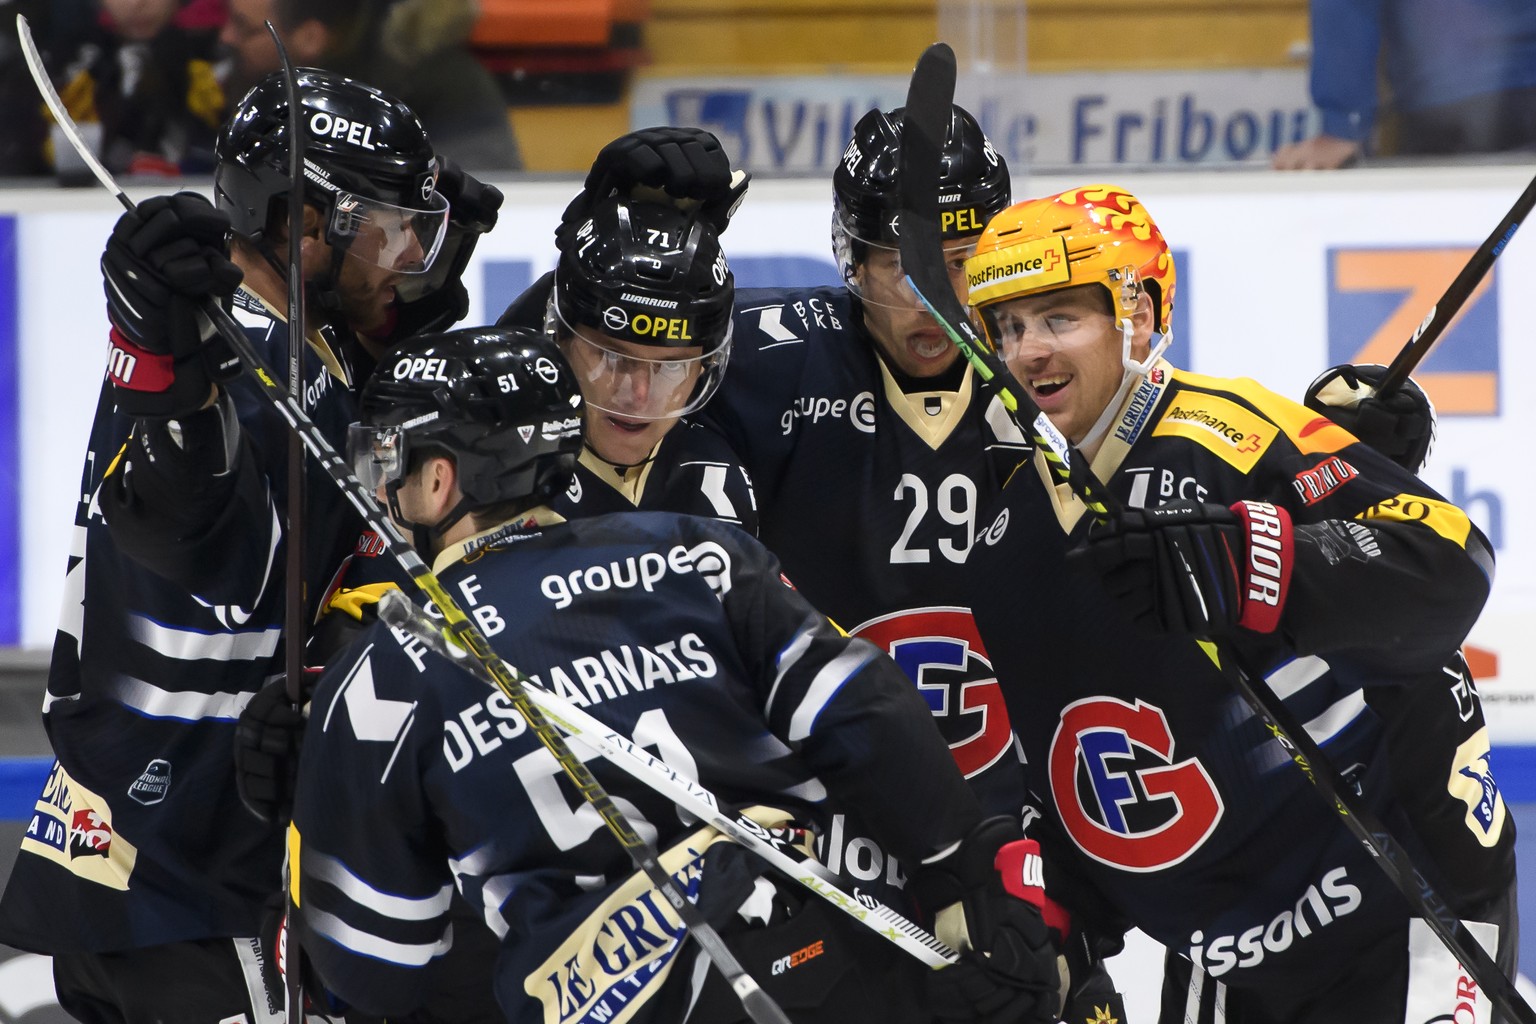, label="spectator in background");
[44,0,227,176]
[1274,0,1536,169]
[221,0,521,170]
